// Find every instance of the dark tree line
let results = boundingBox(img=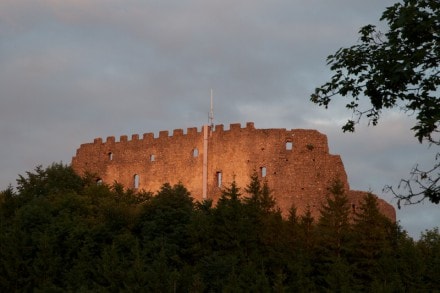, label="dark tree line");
[1,163,439,292]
